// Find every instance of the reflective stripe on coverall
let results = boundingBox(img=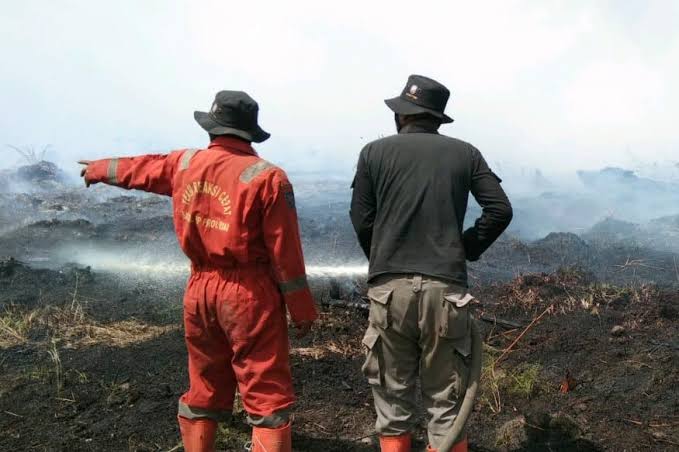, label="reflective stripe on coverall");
[85,136,318,424]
